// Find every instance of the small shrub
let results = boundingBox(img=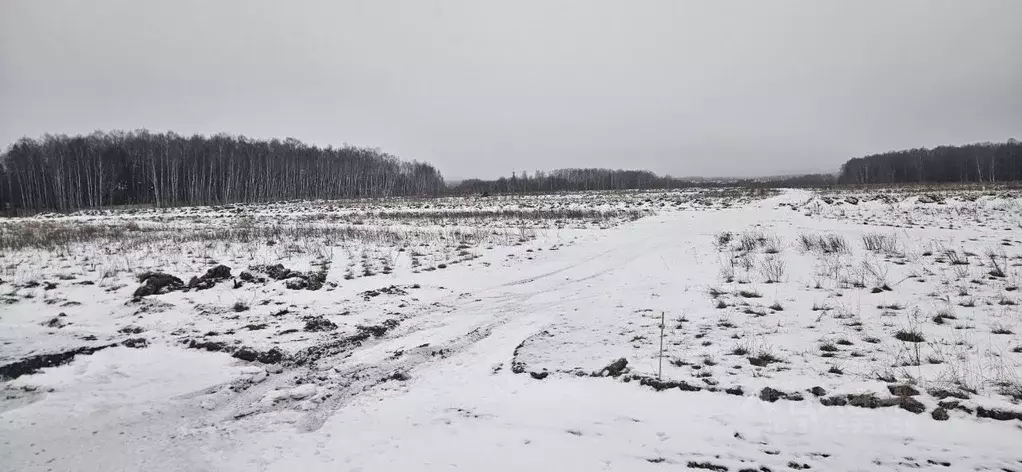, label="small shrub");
[798,233,849,254]
[933,310,957,324]
[737,289,762,299]
[797,233,815,252]
[819,343,839,352]
[862,233,898,254]
[736,231,765,253]
[986,249,1007,278]
[232,301,250,312]
[943,249,968,266]
[769,301,783,311]
[894,330,925,343]
[715,231,734,249]
[762,236,783,254]
[862,260,890,288]
[742,306,766,317]
[991,324,1014,335]
[828,365,844,375]
[759,256,786,284]
[823,234,850,254]
[730,345,750,356]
